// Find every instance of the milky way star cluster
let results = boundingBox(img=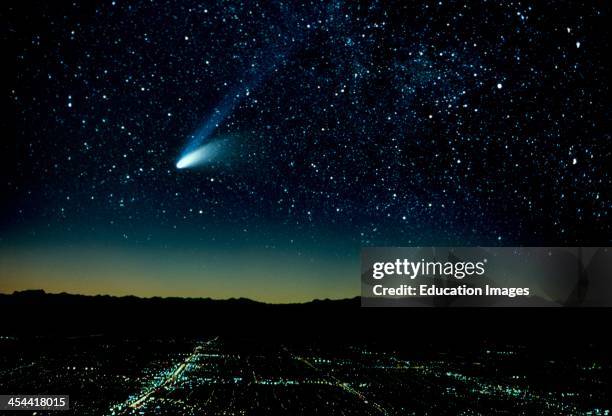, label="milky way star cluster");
[4,0,611,256]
